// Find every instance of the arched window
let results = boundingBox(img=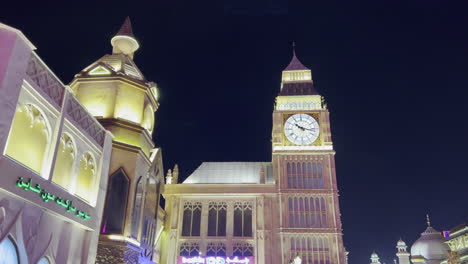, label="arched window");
[141,104,154,133]
[51,133,75,190]
[37,257,51,264]
[181,201,201,237]
[102,168,130,234]
[5,103,50,175]
[75,152,96,202]
[131,176,144,238]
[0,236,19,264]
